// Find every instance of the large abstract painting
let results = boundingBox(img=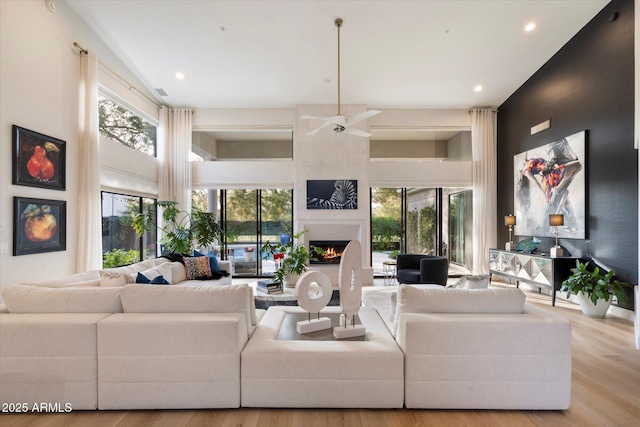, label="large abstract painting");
[513,131,586,239]
[307,179,357,210]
